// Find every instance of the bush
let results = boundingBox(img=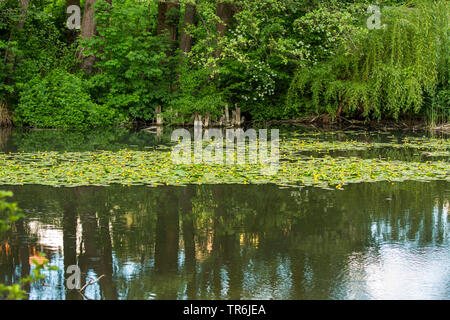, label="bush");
[14,69,118,128]
[168,65,225,122]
